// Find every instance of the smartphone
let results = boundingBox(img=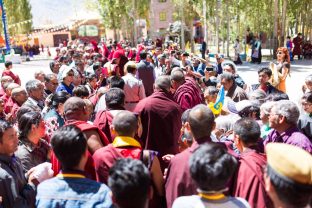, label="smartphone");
[206,66,214,72]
